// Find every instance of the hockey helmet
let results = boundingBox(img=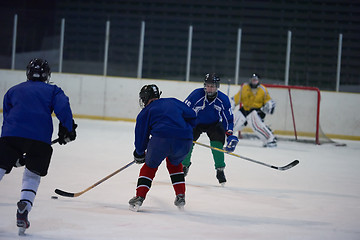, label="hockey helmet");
[139,84,162,108]
[26,58,51,82]
[204,73,220,99]
[249,73,260,88]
